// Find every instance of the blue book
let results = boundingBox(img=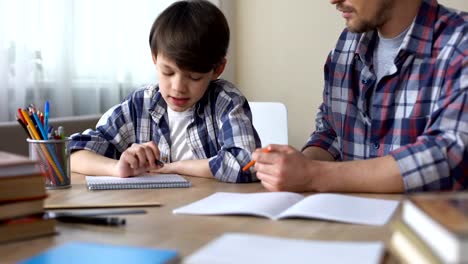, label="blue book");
[20,242,179,264]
